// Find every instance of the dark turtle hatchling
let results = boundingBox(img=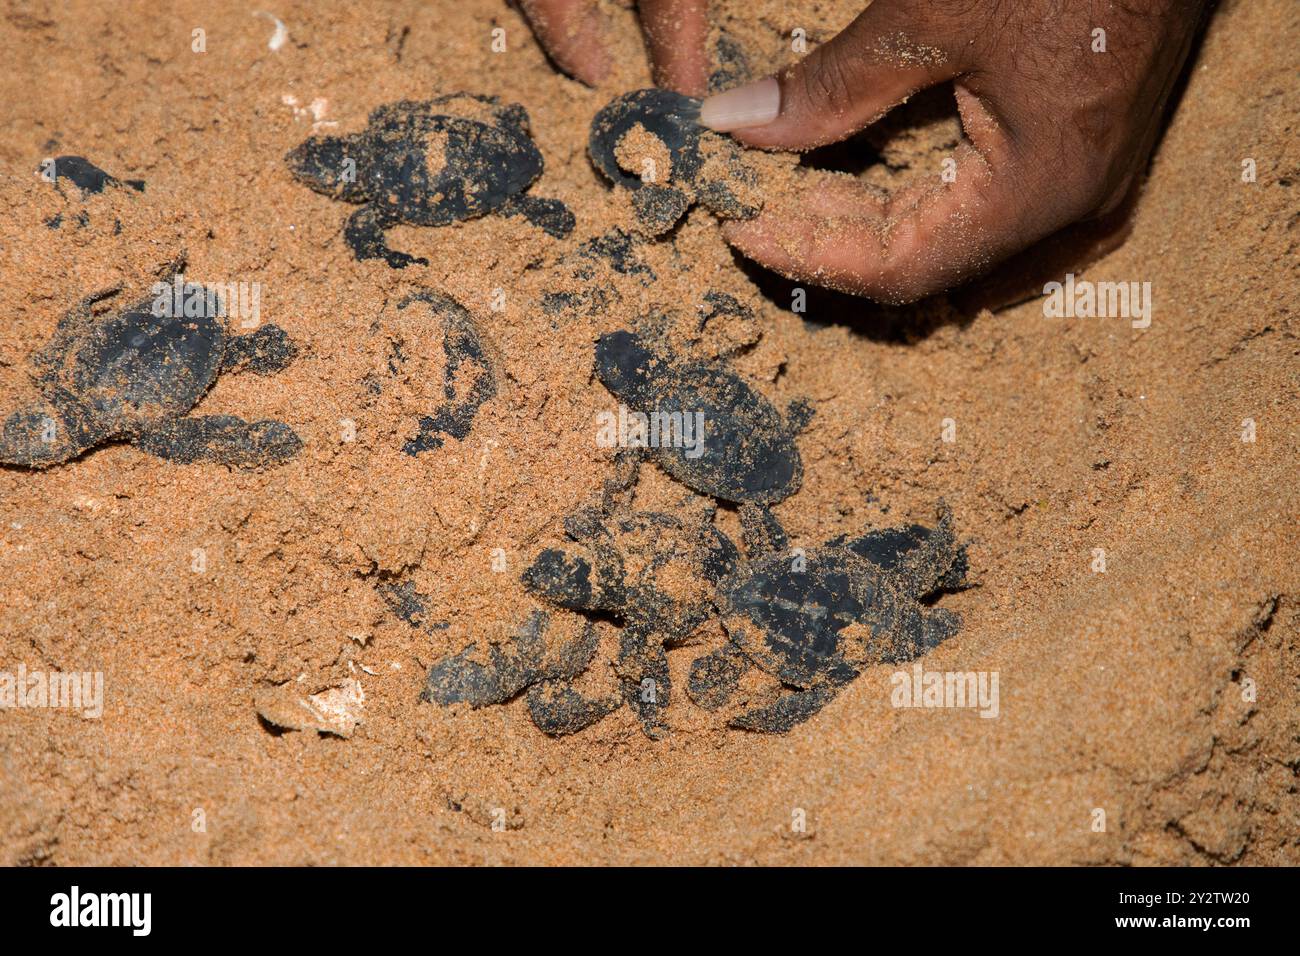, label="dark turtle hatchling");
[687,504,969,733]
[38,155,144,232]
[435,618,632,738]
[0,272,301,470]
[589,88,759,234]
[522,499,740,737]
[390,574,610,736]
[594,326,808,504]
[287,94,575,269]
[40,155,145,196]
[421,611,603,720]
